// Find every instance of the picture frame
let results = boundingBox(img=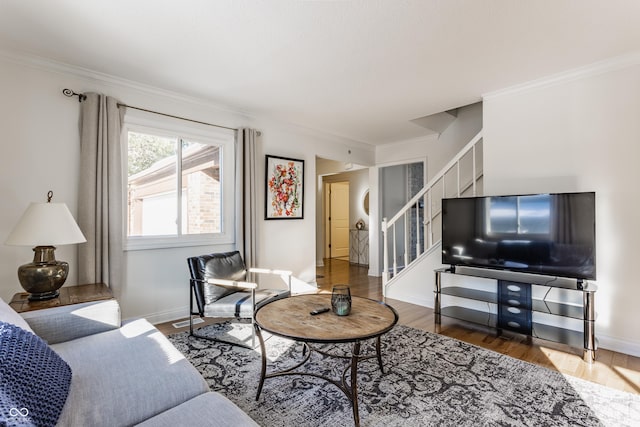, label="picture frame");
[265,155,304,219]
